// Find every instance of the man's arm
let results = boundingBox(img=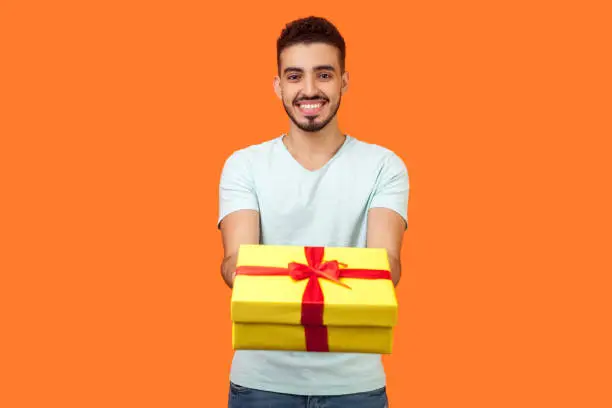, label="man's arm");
[217,149,260,288]
[366,207,406,286]
[366,152,410,287]
[219,210,260,288]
